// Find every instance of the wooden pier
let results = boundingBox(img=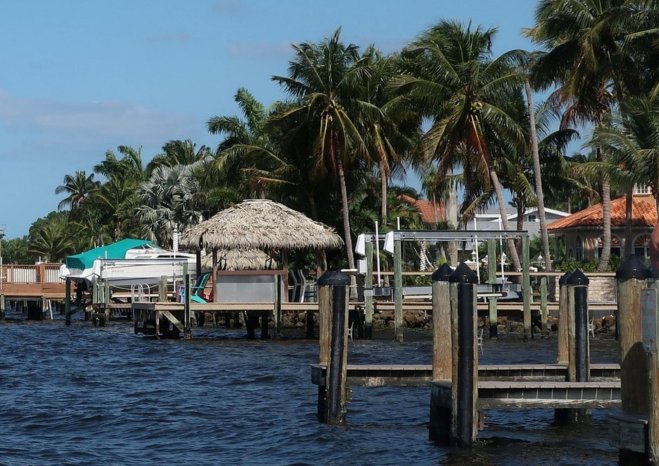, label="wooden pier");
[310,363,621,387]
[0,263,67,319]
[308,257,659,464]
